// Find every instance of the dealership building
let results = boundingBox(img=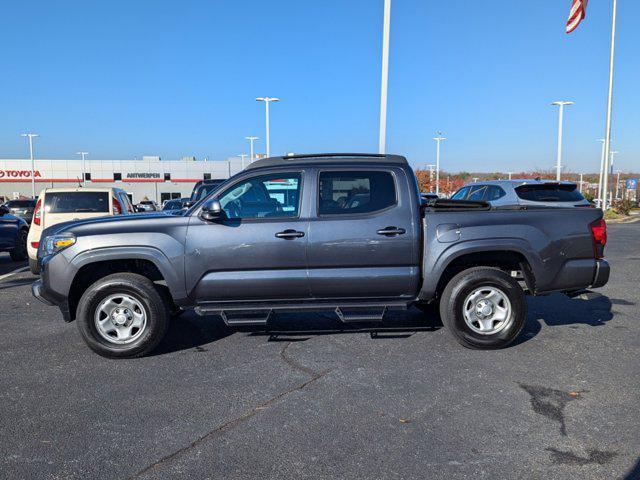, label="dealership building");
[0,157,250,204]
